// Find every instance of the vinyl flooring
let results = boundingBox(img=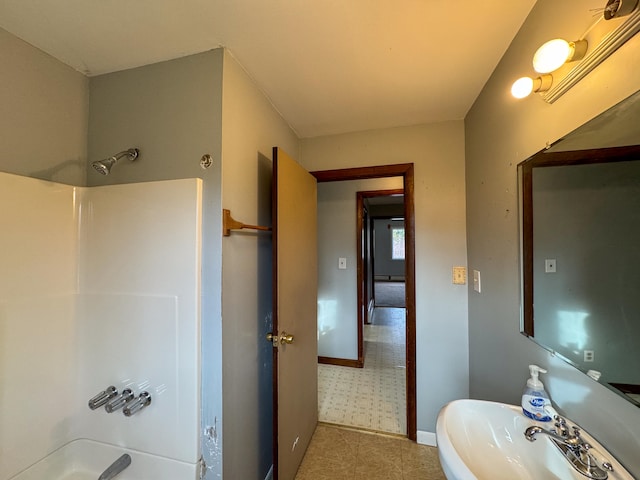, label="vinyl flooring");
[294,424,447,480]
[318,307,406,434]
